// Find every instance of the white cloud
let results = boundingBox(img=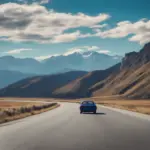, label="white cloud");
[39,0,50,4]
[17,0,28,3]
[0,3,110,43]
[87,46,99,50]
[5,48,32,54]
[51,31,81,43]
[49,18,150,44]
[90,24,108,29]
[129,32,150,44]
[1,3,149,45]
[63,48,83,56]
[63,46,107,56]
[95,19,150,44]
[35,54,59,61]
[17,0,50,4]
[97,50,110,54]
